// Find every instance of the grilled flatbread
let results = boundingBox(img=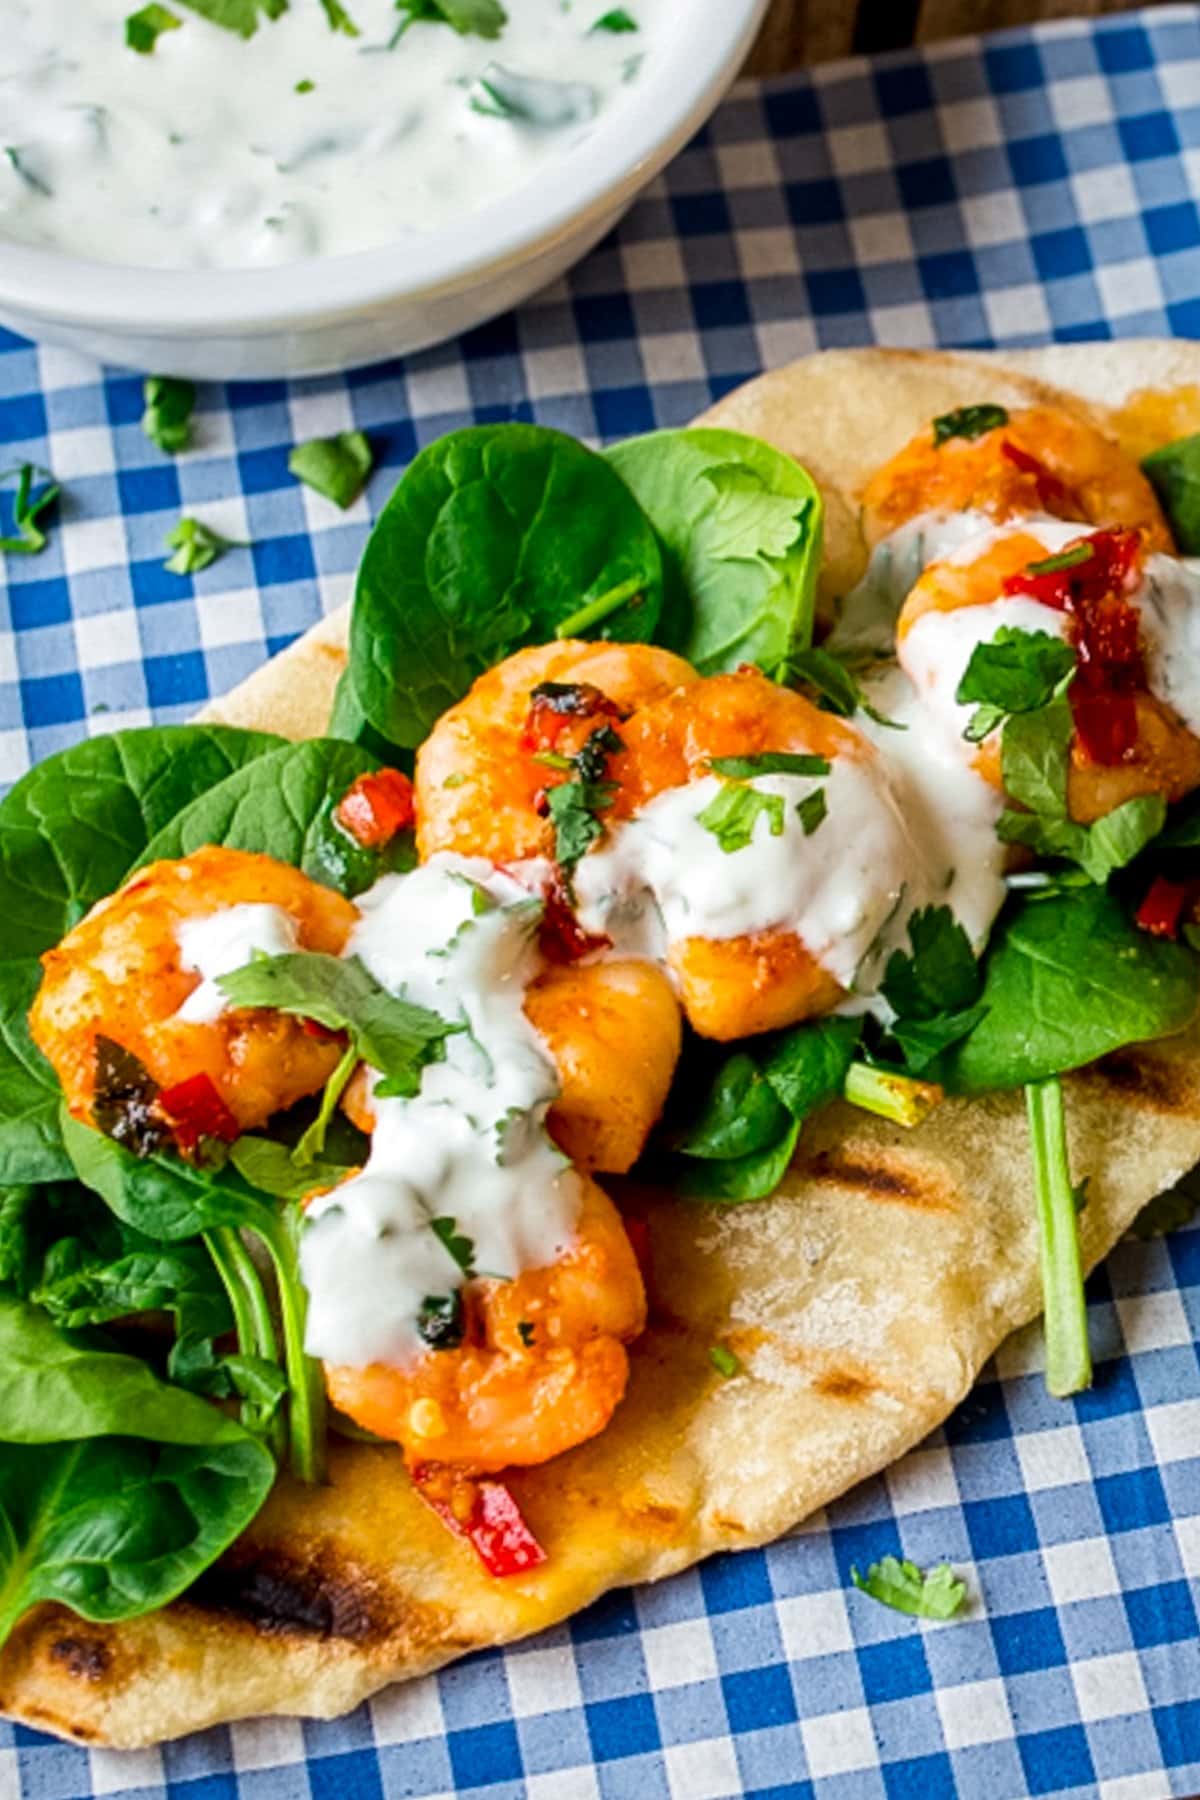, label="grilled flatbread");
[5,343,1200,1747]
